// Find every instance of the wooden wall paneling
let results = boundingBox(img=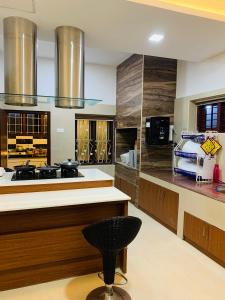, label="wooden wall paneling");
[0,225,99,271]
[115,128,137,163]
[0,179,113,195]
[120,177,137,204]
[114,175,121,190]
[116,54,143,129]
[0,256,103,292]
[0,201,128,291]
[0,110,8,167]
[115,163,138,186]
[141,56,177,172]
[115,163,139,204]
[0,202,125,234]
